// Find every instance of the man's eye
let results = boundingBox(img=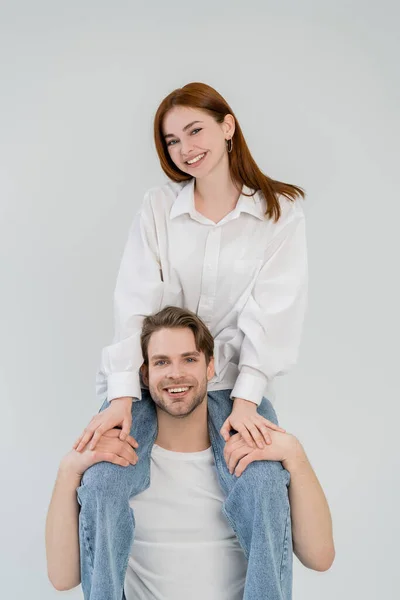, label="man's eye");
[186,357,196,362]
[155,360,167,366]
